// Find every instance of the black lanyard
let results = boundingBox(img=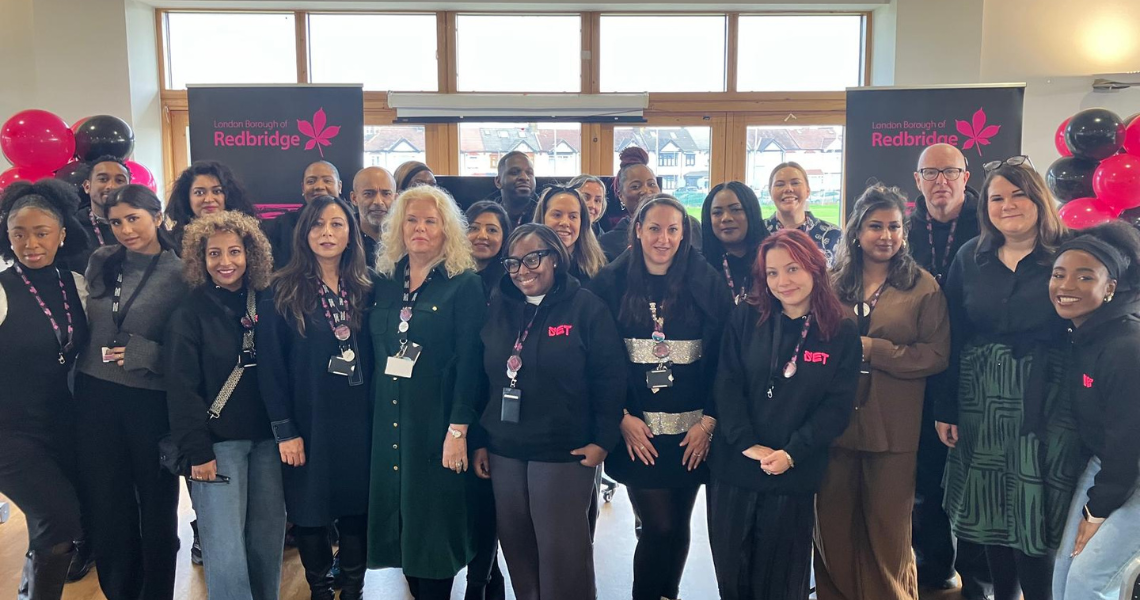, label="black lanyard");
[318,280,351,347]
[767,313,813,398]
[926,218,958,283]
[855,283,887,336]
[398,264,433,349]
[505,303,541,386]
[88,209,106,246]
[722,254,750,305]
[112,254,162,331]
[14,264,75,364]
